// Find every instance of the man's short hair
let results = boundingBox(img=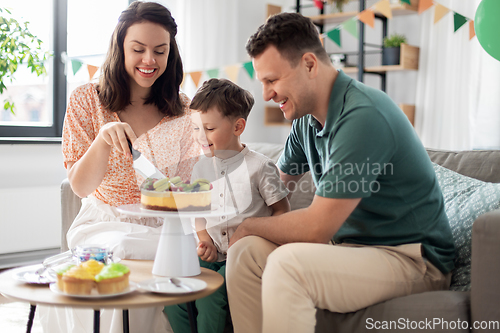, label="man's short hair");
[246,12,330,67]
[190,79,255,120]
